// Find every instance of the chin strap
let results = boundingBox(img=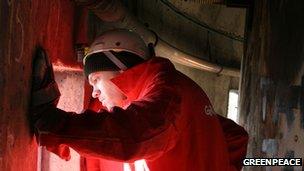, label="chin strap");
[103,51,128,71]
